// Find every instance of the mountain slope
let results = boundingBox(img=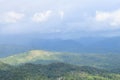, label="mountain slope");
[0,62,120,80]
[1,50,120,70]
[0,50,58,65]
[0,61,11,70]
